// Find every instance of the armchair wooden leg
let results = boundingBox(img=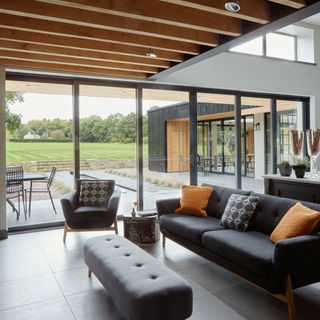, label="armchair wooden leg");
[88,268,92,278]
[63,221,68,243]
[162,235,166,247]
[285,275,296,320]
